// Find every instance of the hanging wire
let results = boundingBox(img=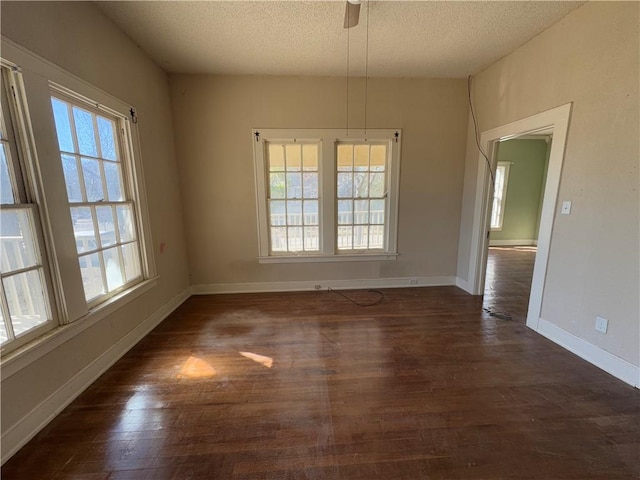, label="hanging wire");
[346,7,350,136]
[328,287,384,307]
[467,75,495,185]
[364,0,370,135]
